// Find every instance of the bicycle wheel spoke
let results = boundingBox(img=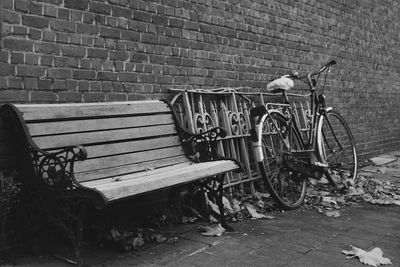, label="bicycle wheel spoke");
[318,110,357,184]
[259,112,307,210]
